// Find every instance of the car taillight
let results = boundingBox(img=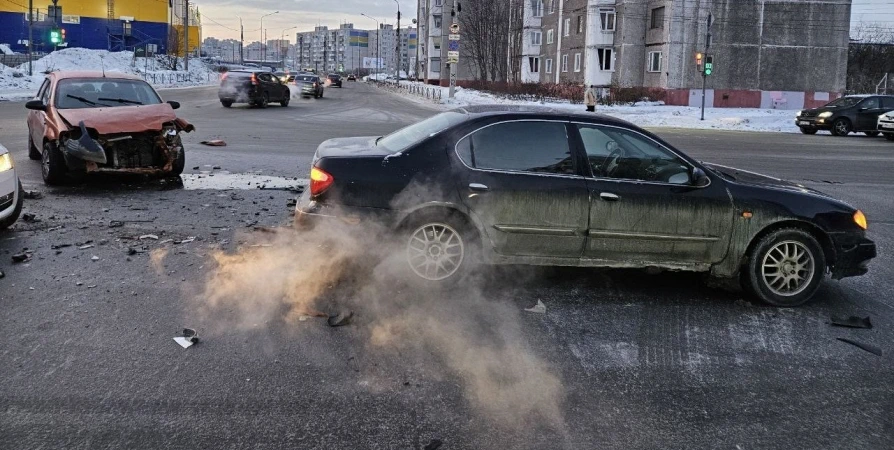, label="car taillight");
[310,166,334,196]
[220,72,228,82]
[250,74,258,85]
